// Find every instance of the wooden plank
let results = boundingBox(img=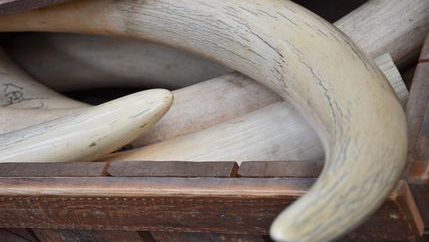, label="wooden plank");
[33,229,143,242]
[0,162,107,177]
[0,0,70,16]
[108,161,238,177]
[151,232,266,242]
[410,183,429,233]
[420,34,429,62]
[407,62,429,180]
[0,177,421,241]
[238,161,323,178]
